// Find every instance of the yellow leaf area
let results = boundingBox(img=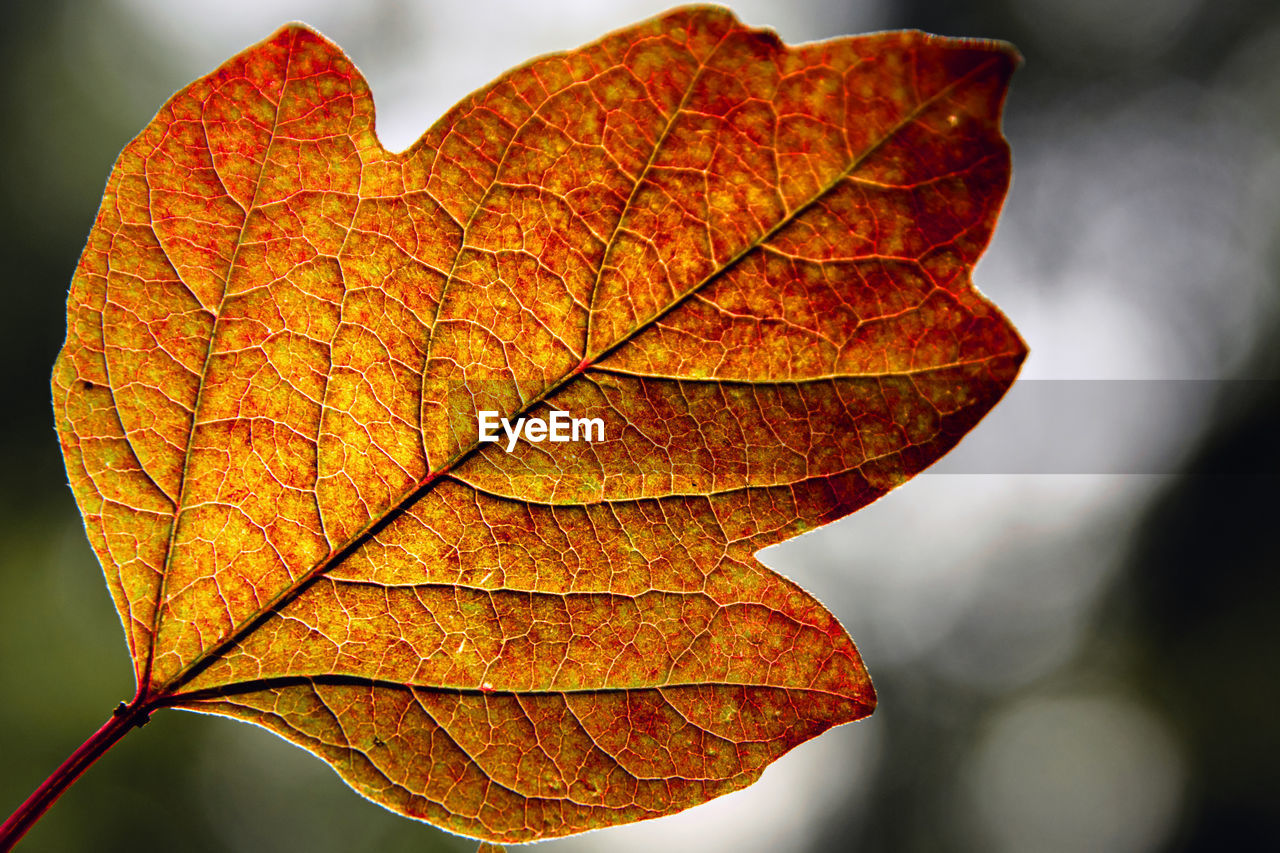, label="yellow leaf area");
[52,6,1022,843]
